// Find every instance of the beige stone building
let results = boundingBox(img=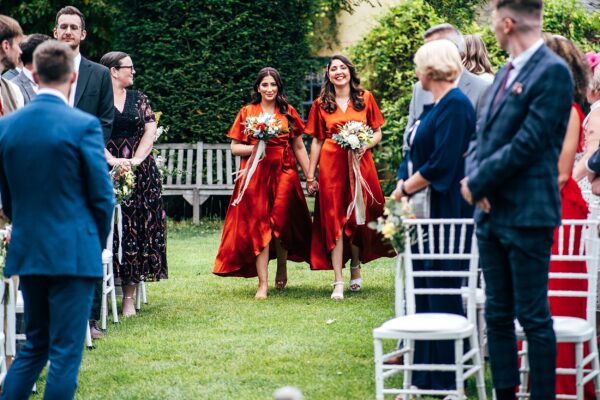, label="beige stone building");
[316,0,403,56]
